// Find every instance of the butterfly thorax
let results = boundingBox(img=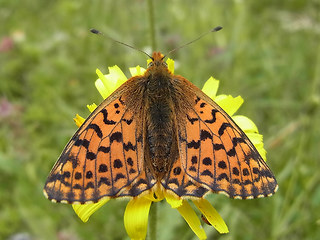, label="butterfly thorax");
[143,52,179,178]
